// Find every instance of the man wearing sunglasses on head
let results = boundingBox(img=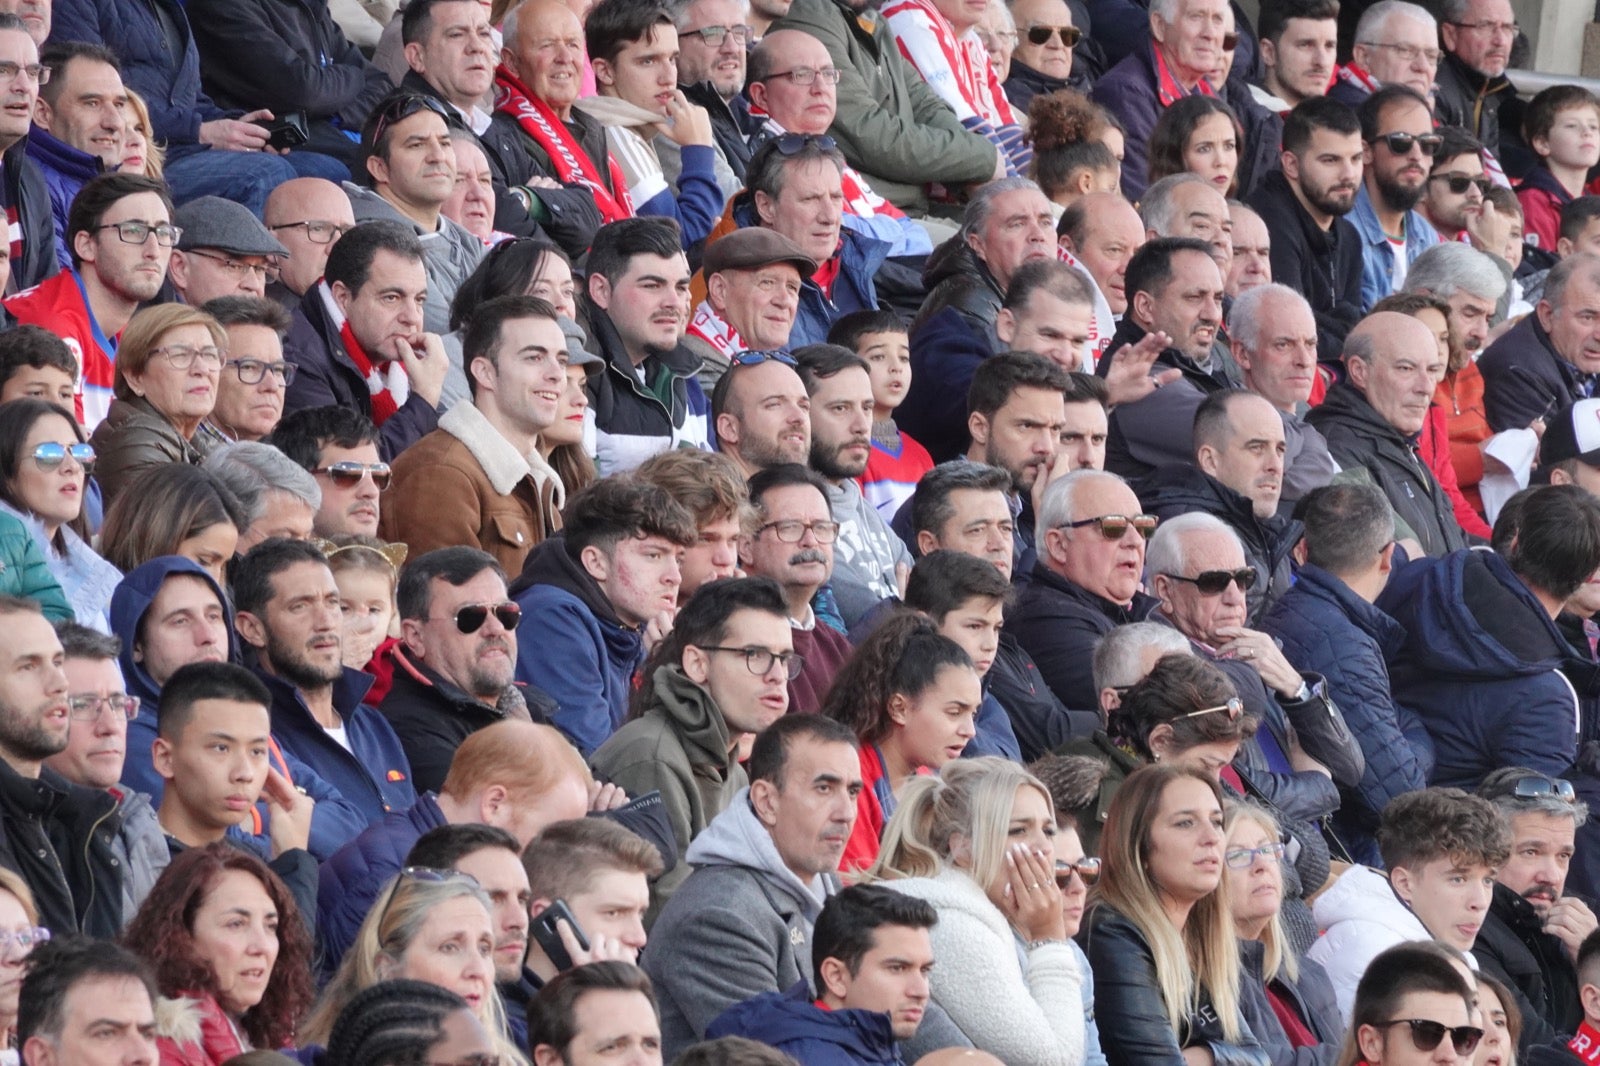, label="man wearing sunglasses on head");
[1341,941,1482,1066]
[1350,86,1443,312]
